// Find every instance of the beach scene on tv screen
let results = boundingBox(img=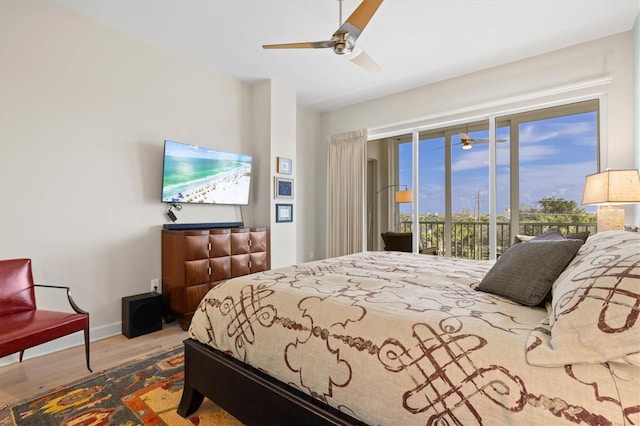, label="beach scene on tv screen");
[162,141,252,204]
